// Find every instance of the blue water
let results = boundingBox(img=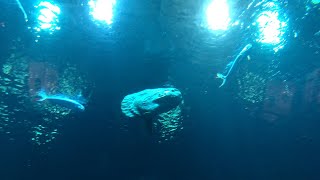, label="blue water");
[0,0,320,179]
